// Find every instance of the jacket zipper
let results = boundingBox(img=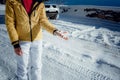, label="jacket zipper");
[21,0,33,42]
[29,17,33,42]
[28,2,41,41]
[21,1,41,42]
